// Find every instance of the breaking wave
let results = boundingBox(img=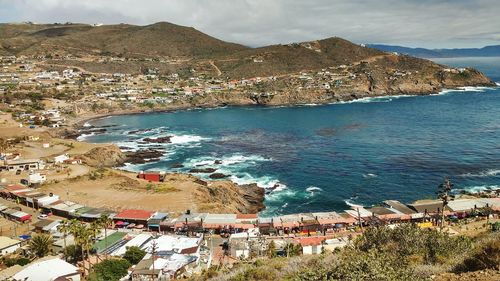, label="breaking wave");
[459,169,500,177]
[455,185,500,194]
[306,186,323,192]
[344,199,364,209]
